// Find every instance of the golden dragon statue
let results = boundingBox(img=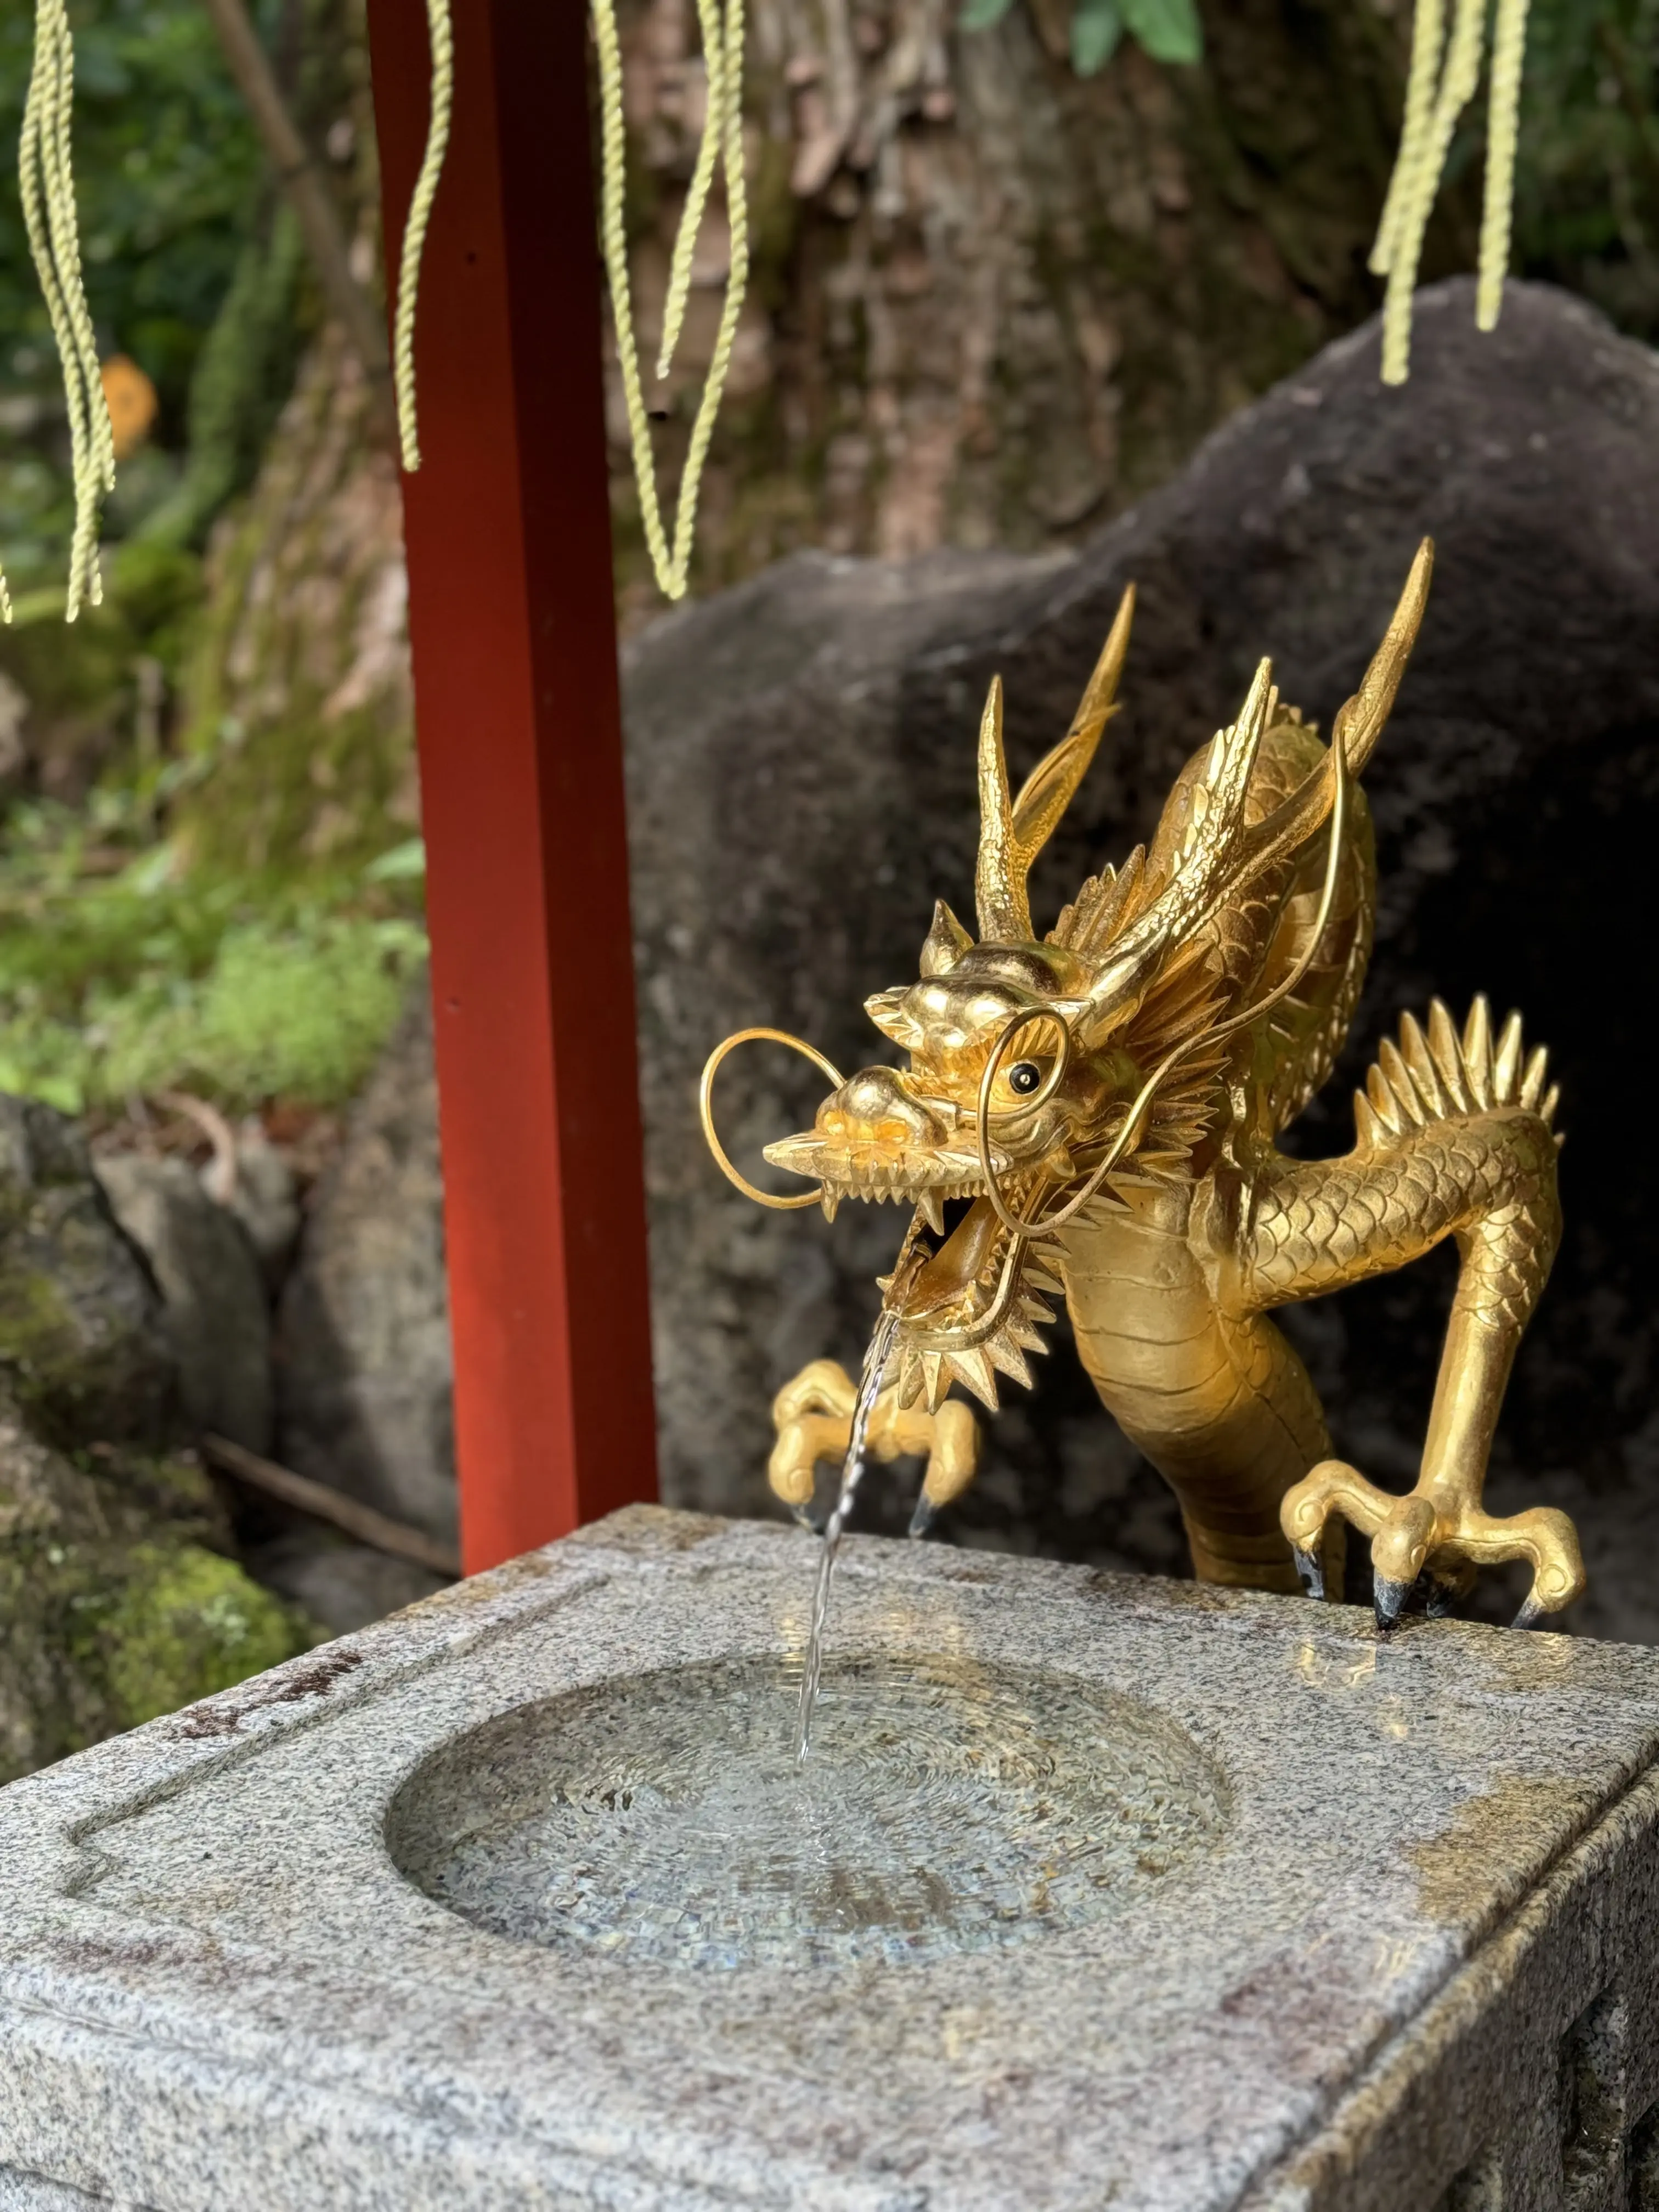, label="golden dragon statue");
[701,541,1584,1630]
